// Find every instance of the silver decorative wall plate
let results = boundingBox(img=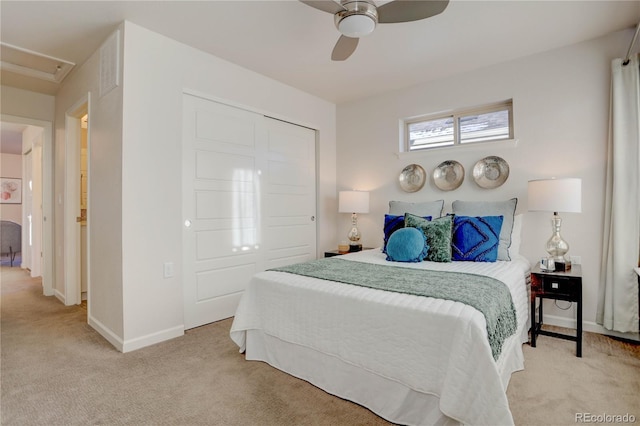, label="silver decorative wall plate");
[433,160,464,191]
[399,164,426,192]
[473,156,510,189]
